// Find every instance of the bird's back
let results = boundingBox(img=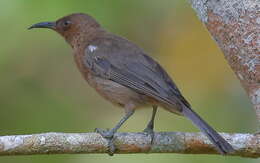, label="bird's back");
[81,32,191,114]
